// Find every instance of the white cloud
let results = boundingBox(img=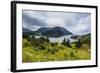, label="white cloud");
[23,21,40,31]
[45,17,65,27]
[72,16,91,35]
[23,10,91,35]
[23,10,46,21]
[44,12,78,30]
